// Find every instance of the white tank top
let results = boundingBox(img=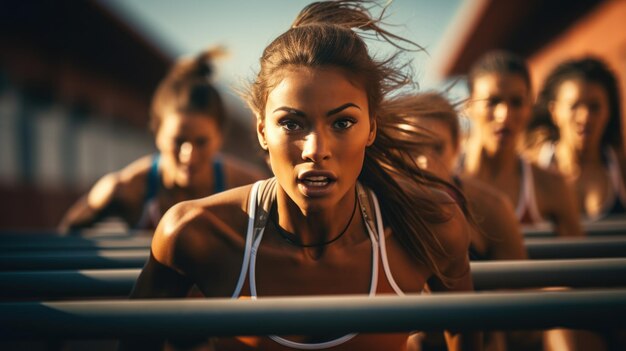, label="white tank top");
[231,178,405,349]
